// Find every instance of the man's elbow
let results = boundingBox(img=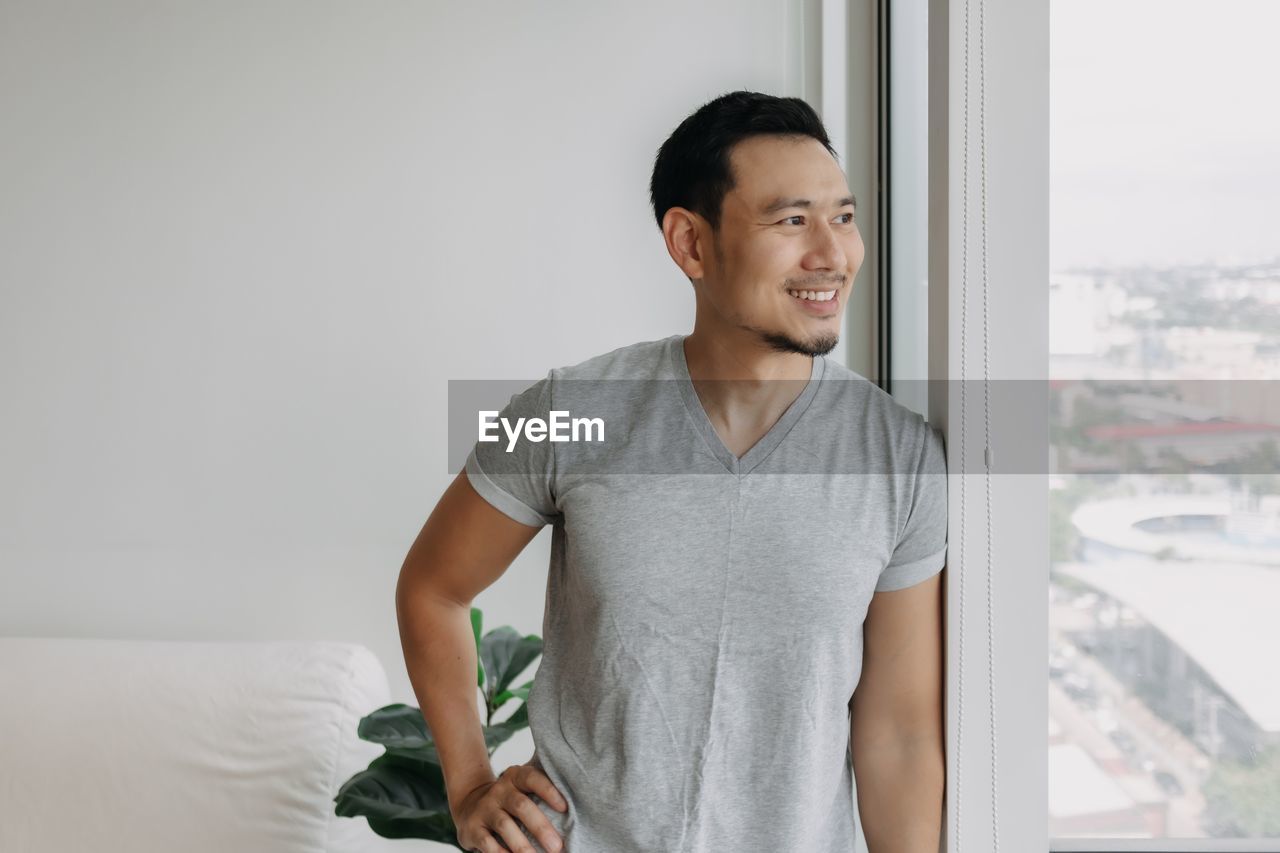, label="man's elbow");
[851,727,944,774]
[850,703,944,758]
[850,716,945,798]
[852,737,945,851]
